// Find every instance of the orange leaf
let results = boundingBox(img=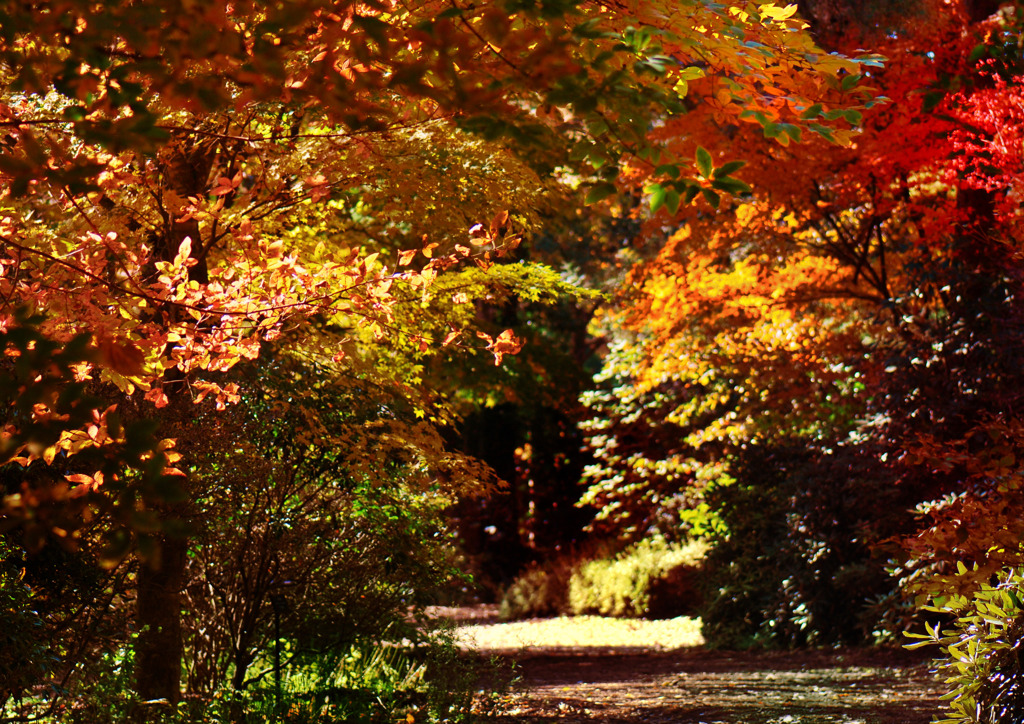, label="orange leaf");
[489,209,509,238]
[145,387,170,409]
[98,338,146,376]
